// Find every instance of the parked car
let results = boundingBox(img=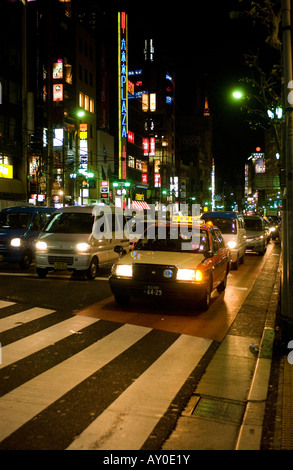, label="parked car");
[35,205,130,279]
[0,206,55,269]
[109,220,230,311]
[201,211,246,269]
[244,215,266,255]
